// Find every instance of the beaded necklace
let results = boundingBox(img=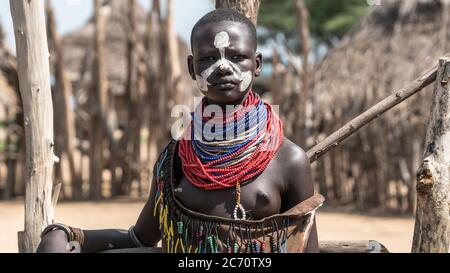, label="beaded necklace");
[179,91,284,219]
